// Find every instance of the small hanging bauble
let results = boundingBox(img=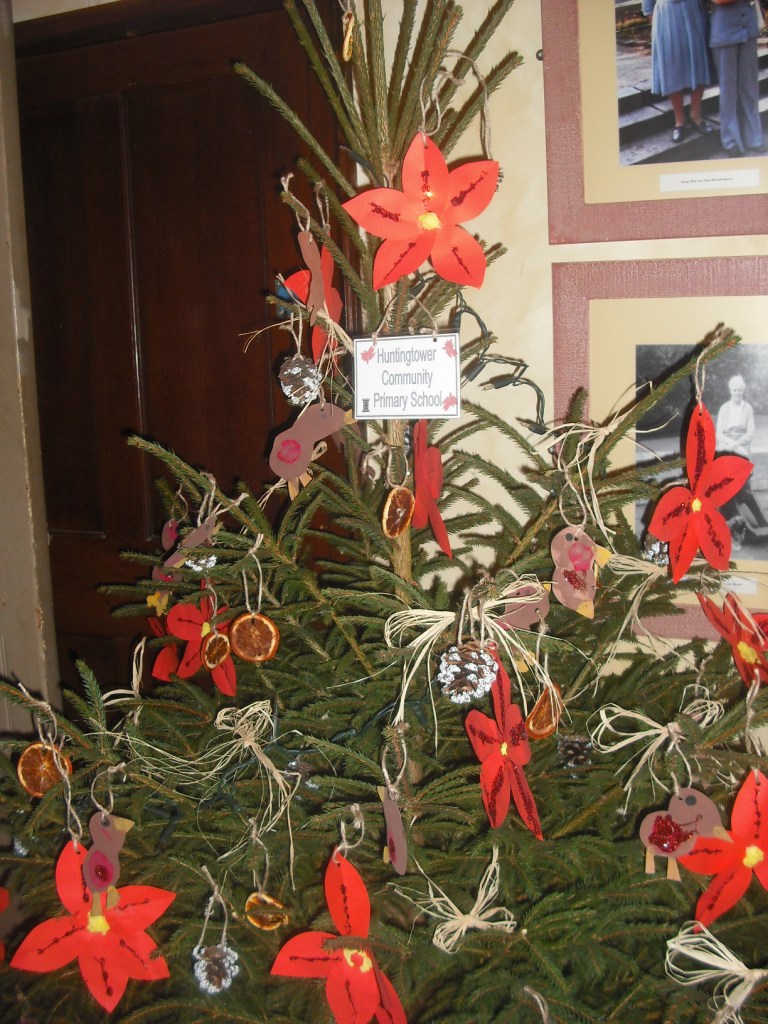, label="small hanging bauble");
[16,742,72,798]
[382,486,415,538]
[229,612,280,662]
[244,891,290,931]
[437,642,497,704]
[557,734,592,768]
[193,943,240,995]
[200,631,231,671]
[278,354,323,406]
